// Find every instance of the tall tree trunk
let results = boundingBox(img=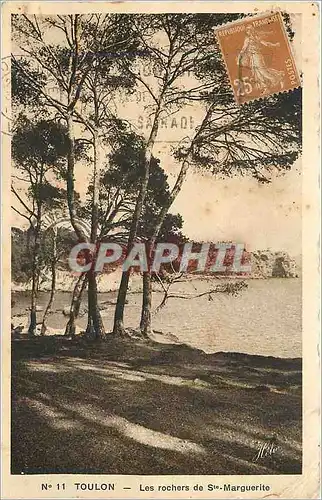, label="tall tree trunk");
[86,131,105,340]
[139,270,152,336]
[28,208,42,337]
[139,104,215,336]
[28,273,38,338]
[86,270,105,340]
[66,115,104,339]
[40,260,56,336]
[66,113,88,242]
[65,273,88,337]
[41,228,57,336]
[113,101,164,336]
[113,270,131,337]
[139,160,190,336]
